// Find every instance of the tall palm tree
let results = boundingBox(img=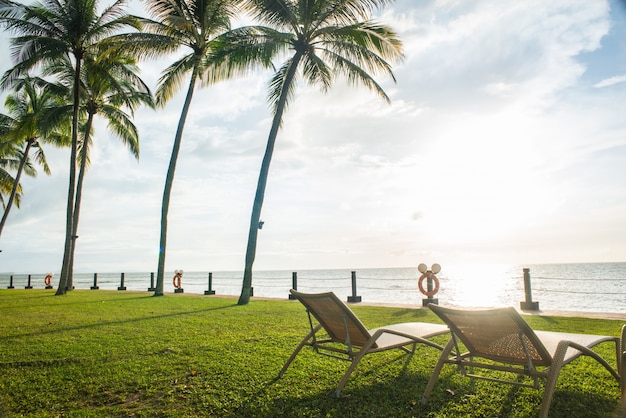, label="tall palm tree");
[136,0,271,296]
[47,51,154,282]
[0,76,66,239]
[37,51,154,281]
[0,0,141,294]
[236,0,404,305]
